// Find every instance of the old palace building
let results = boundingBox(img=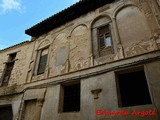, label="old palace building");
[0,0,160,120]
